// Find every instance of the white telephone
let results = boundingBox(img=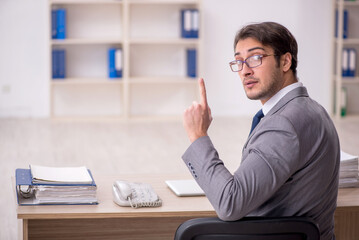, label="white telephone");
[112,180,162,208]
